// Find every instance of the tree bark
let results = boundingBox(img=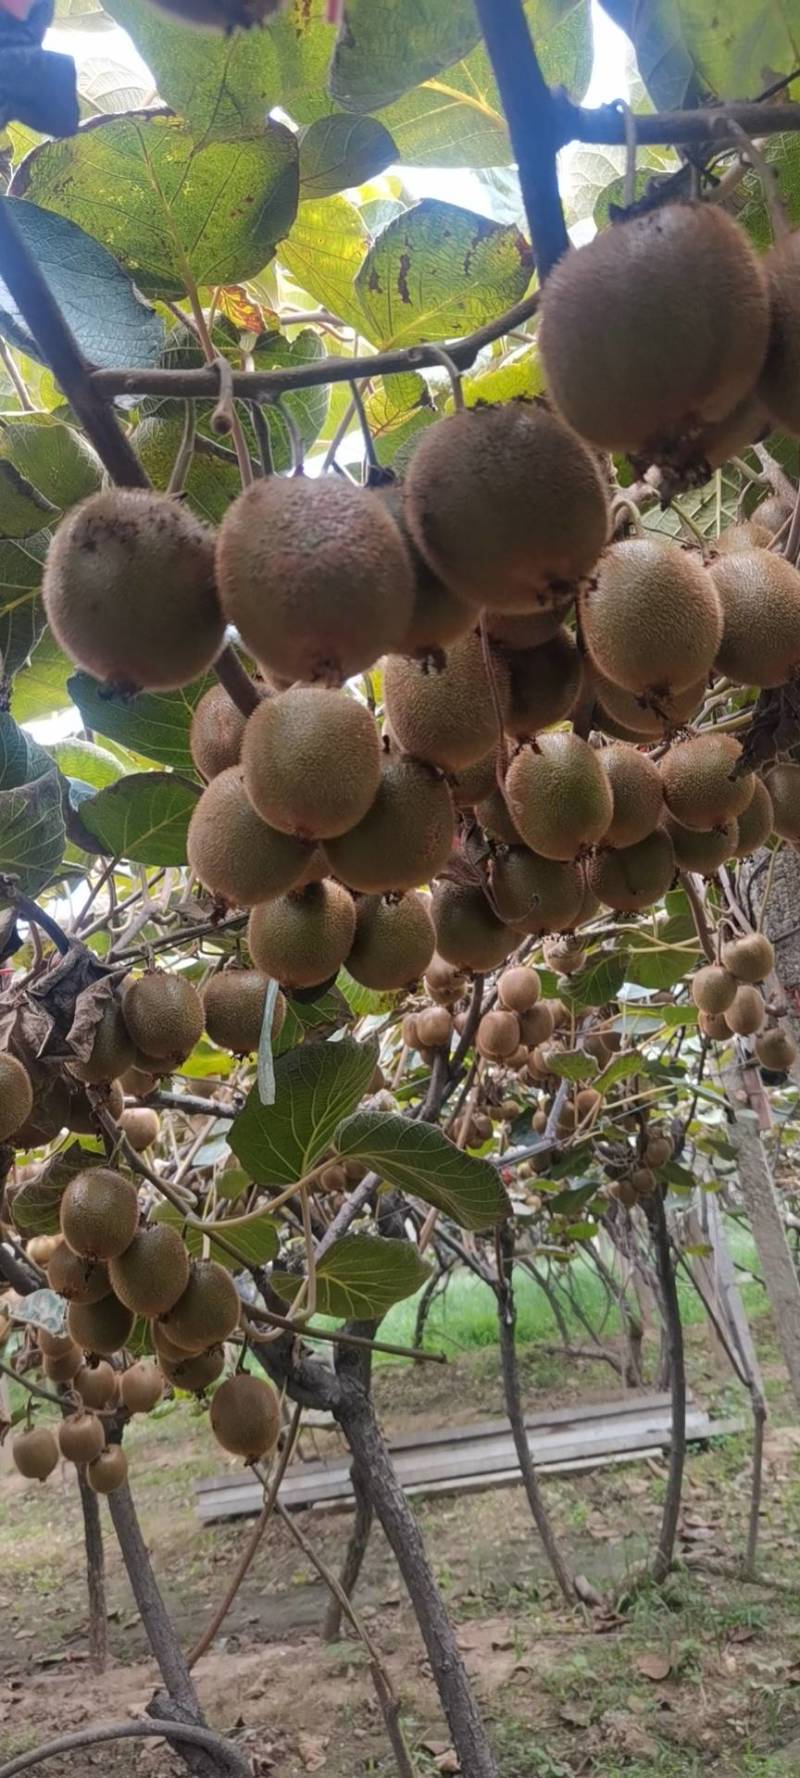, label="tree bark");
[77,1471,107,1675]
[646,1193,686,1583]
[323,1464,373,1642]
[724,1060,800,1414]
